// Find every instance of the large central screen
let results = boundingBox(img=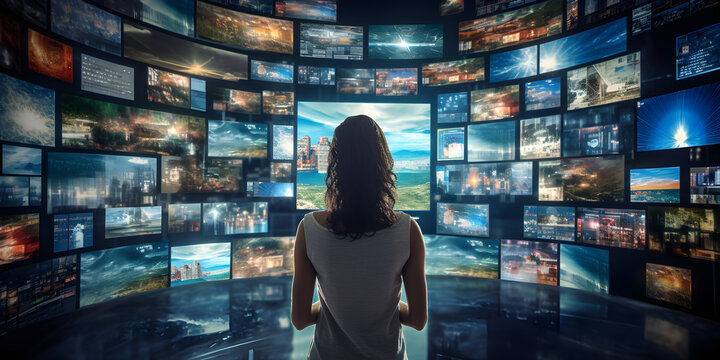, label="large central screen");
[297,102,431,211]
